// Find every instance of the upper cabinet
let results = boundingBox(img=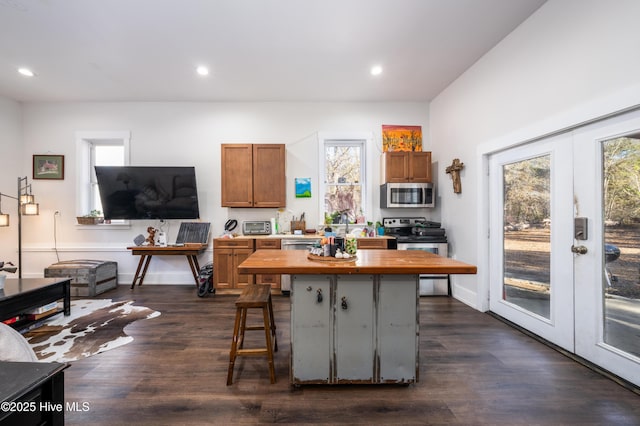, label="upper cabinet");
[381,151,432,183]
[221,144,286,208]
